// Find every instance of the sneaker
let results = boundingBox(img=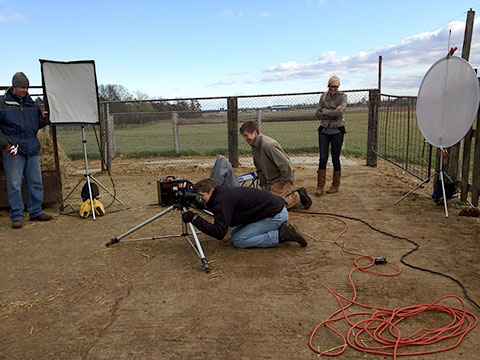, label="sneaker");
[297,187,312,209]
[279,222,307,247]
[11,219,23,229]
[30,212,53,221]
